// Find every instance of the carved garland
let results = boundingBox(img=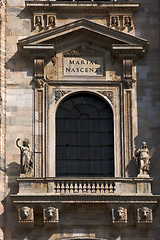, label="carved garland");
[98,91,114,104]
[55,90,71,103]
